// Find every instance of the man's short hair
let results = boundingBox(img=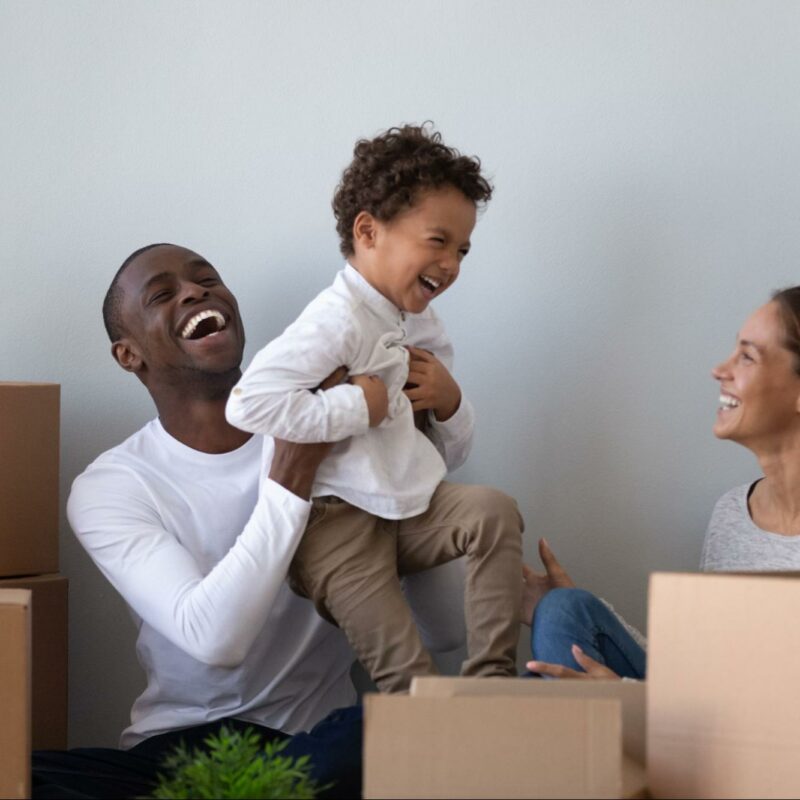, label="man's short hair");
[331,122,493,257]
[103,243,172,342]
